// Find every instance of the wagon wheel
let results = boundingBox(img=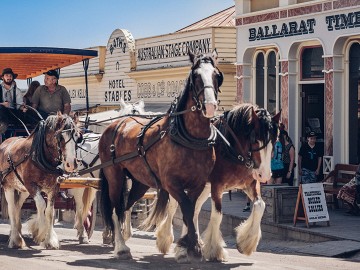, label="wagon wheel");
[1,188,9,219]
[83,193,97,239]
